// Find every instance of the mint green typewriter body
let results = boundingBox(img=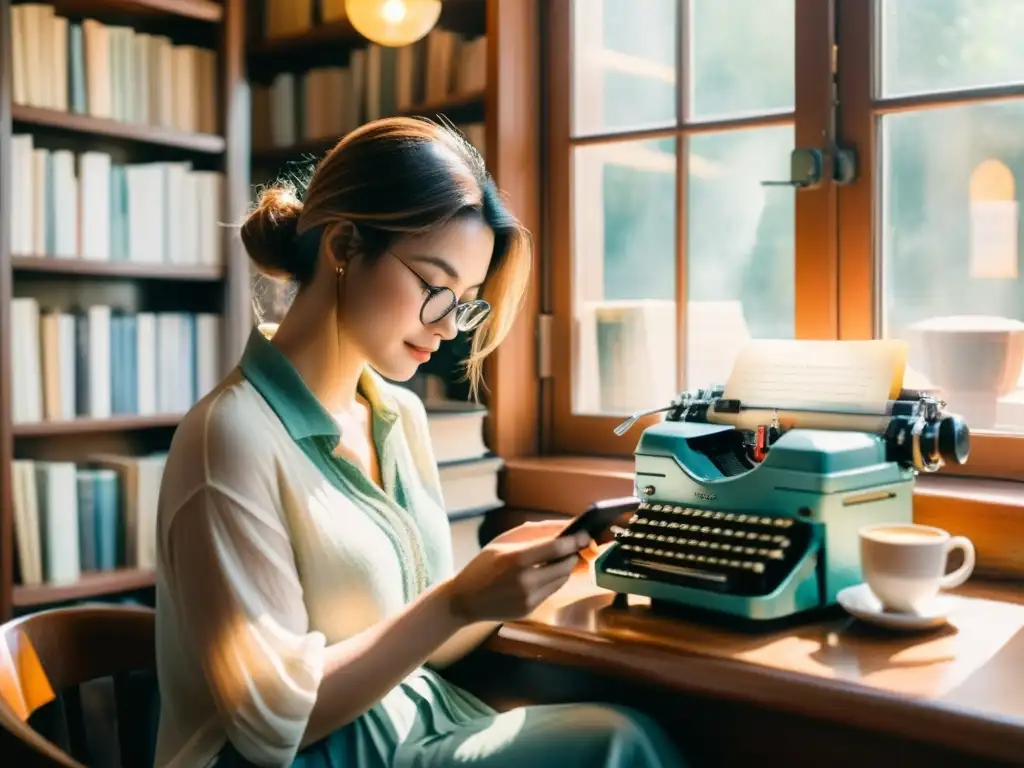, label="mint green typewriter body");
[594,421,916,621]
